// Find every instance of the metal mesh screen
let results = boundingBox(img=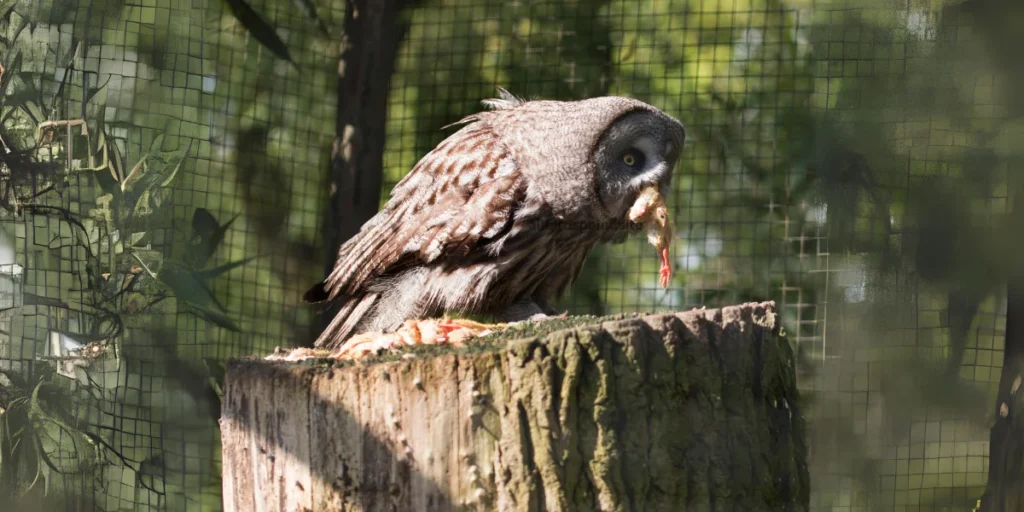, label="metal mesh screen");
[0,0,1012,510]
